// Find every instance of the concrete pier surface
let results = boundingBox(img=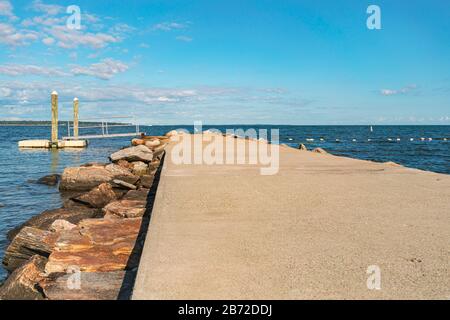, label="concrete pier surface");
[132,134,450,299]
